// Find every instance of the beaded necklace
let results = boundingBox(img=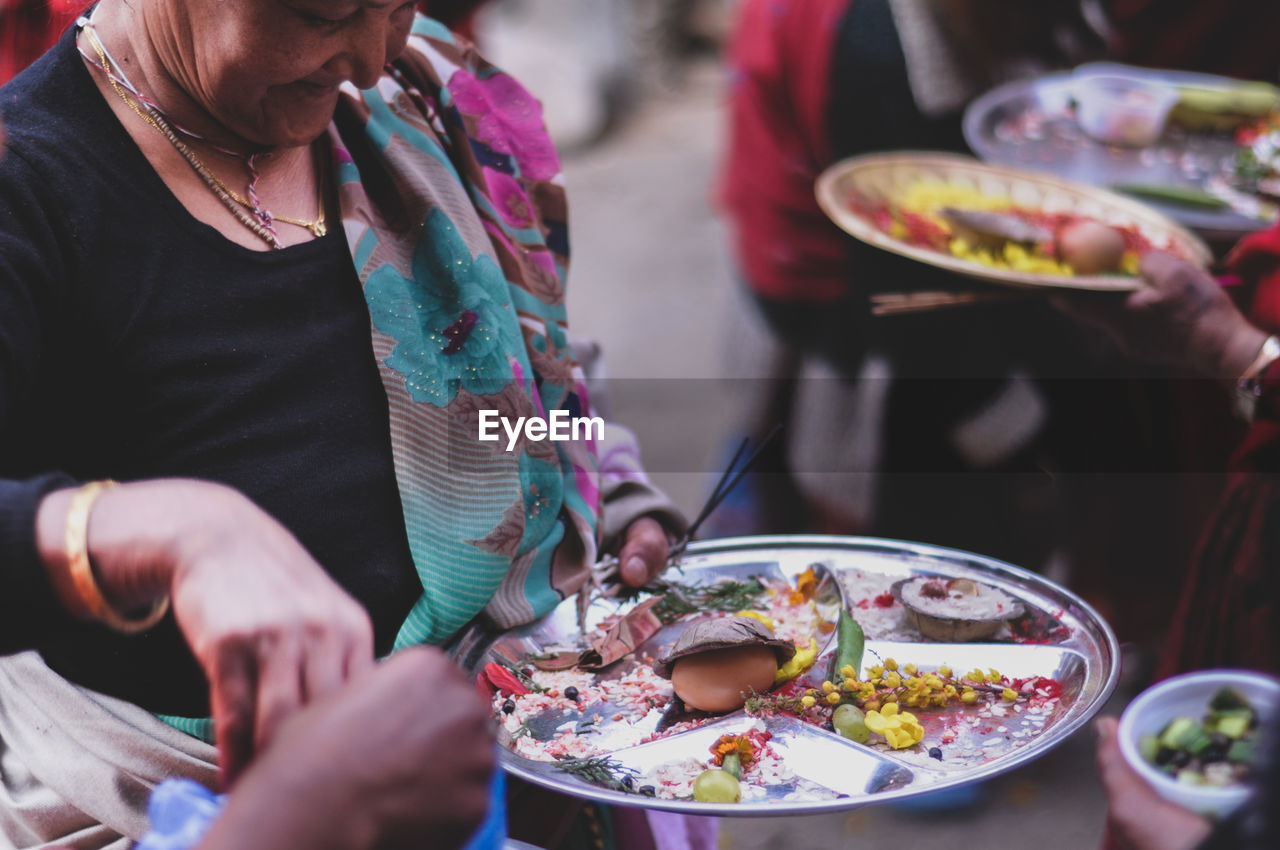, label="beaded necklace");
[76,16,326,249]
